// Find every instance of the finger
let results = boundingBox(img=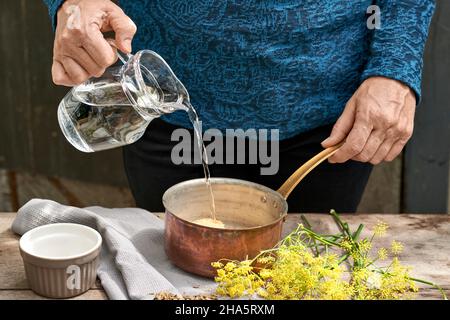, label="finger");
[402,91,416,138]
[368,128,396,164]
[369,116,405,165]
[329,113,373,163]
[82,27,117,68]
[384,139,407,162]
[370,139,396,164]
[382,119,408,163]
[352,129,385,162]
[64,46,105,77]
[107,9,137,53]
[321,99,356,148]
[384,102,415,162]
[61,56,90,84]
[52,59,74,86]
